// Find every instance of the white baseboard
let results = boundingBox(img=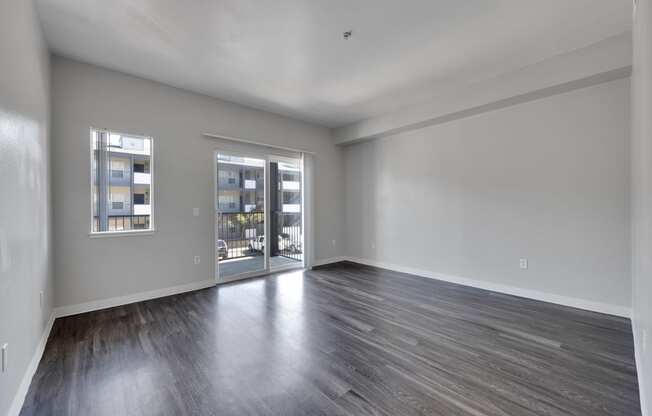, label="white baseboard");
[342,256,631,318]
[8,312,55,416]
[54,279,216,318]
[312,256,347,268]
[633,317,649,416]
